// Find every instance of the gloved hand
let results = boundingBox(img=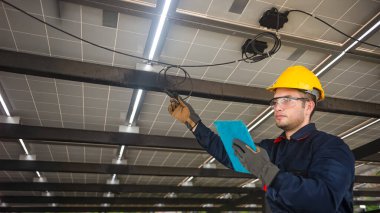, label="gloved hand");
[233,139,279,186]
[168,96,201,130]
